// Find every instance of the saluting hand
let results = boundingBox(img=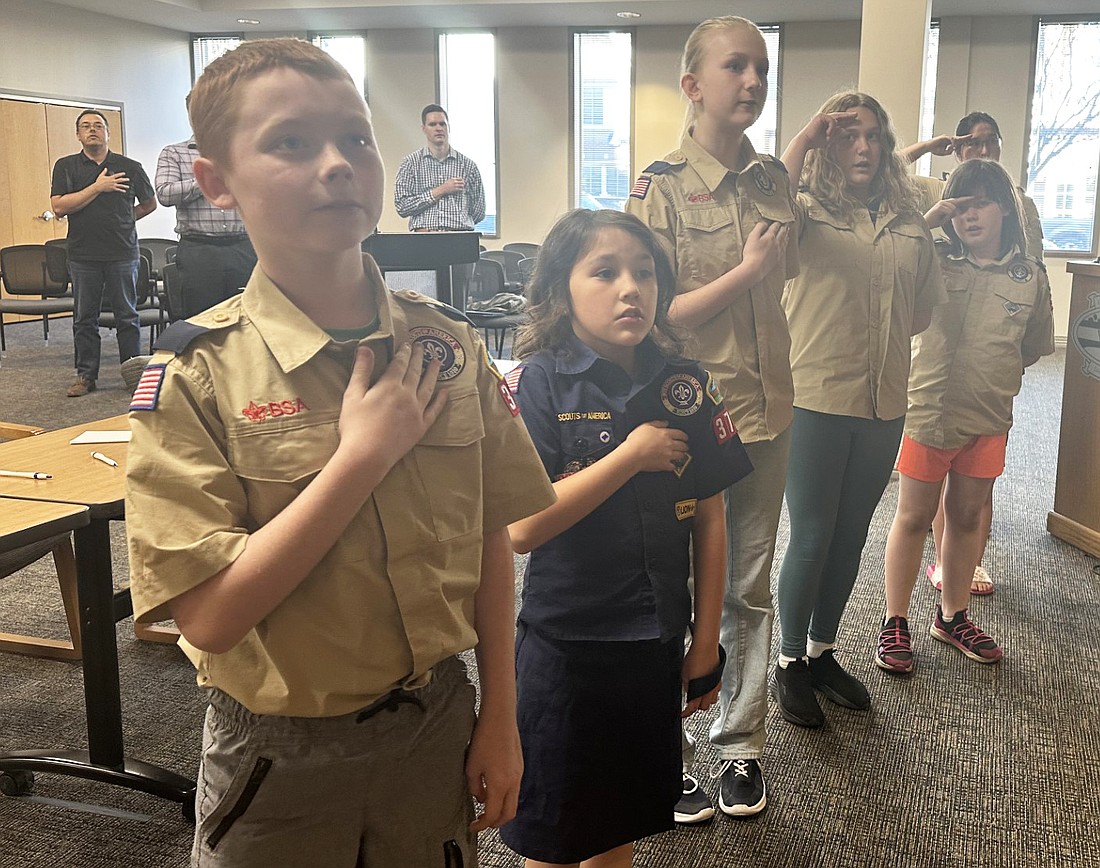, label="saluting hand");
[796,111,860,151]
[624,420,690,474]
[337,342,449,471]
[923,195,980,230]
